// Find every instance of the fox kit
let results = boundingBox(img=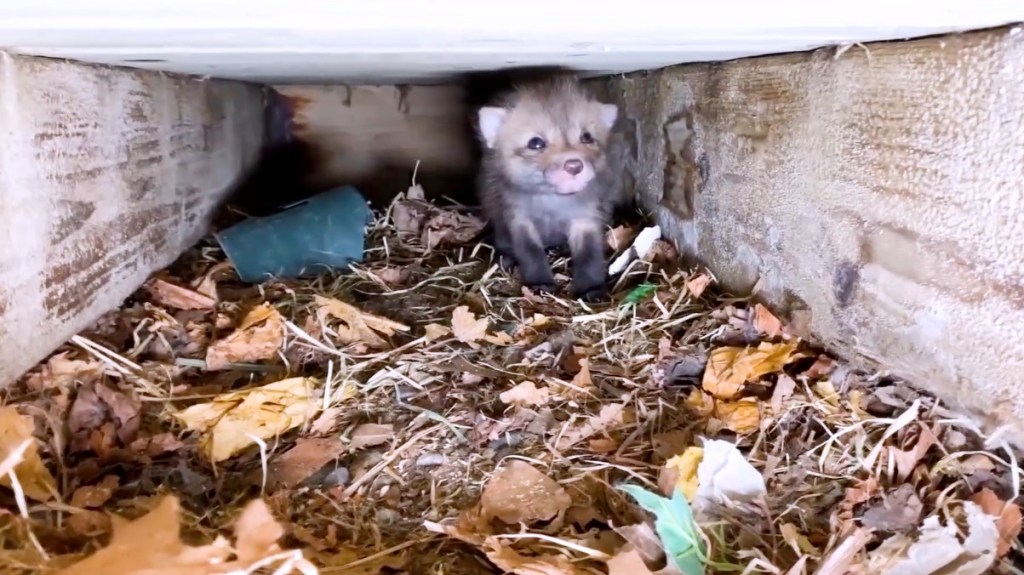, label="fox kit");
[475,75,619,302]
